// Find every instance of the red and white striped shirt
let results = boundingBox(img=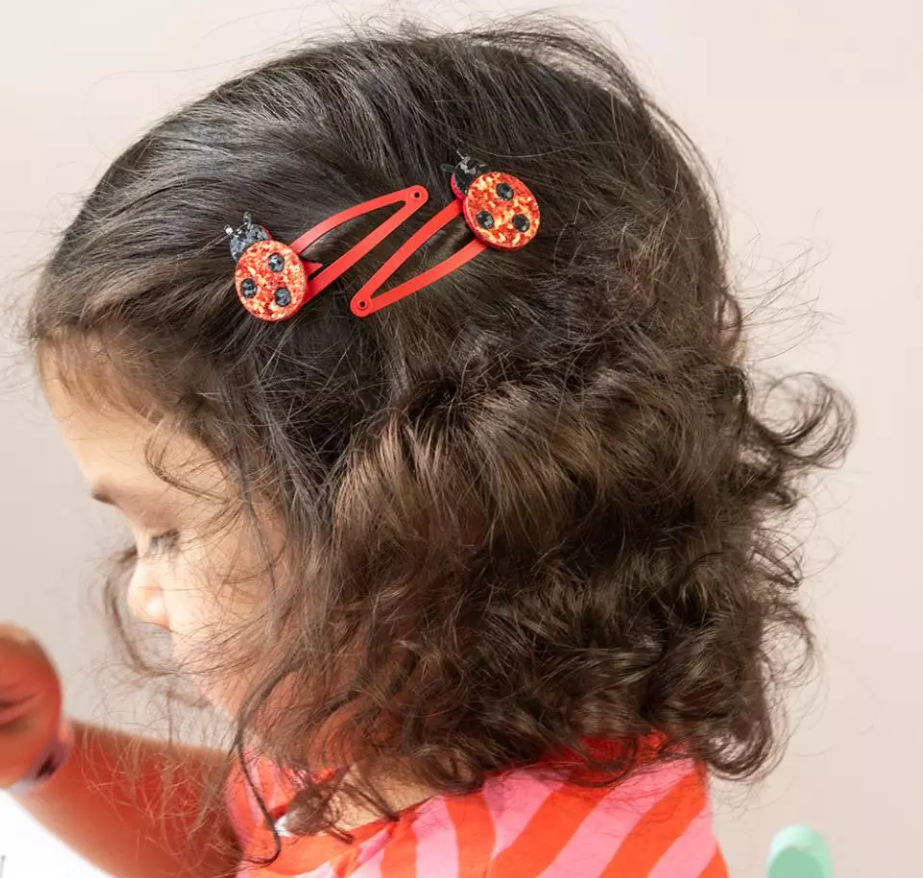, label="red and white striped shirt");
[227,749,728,878]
